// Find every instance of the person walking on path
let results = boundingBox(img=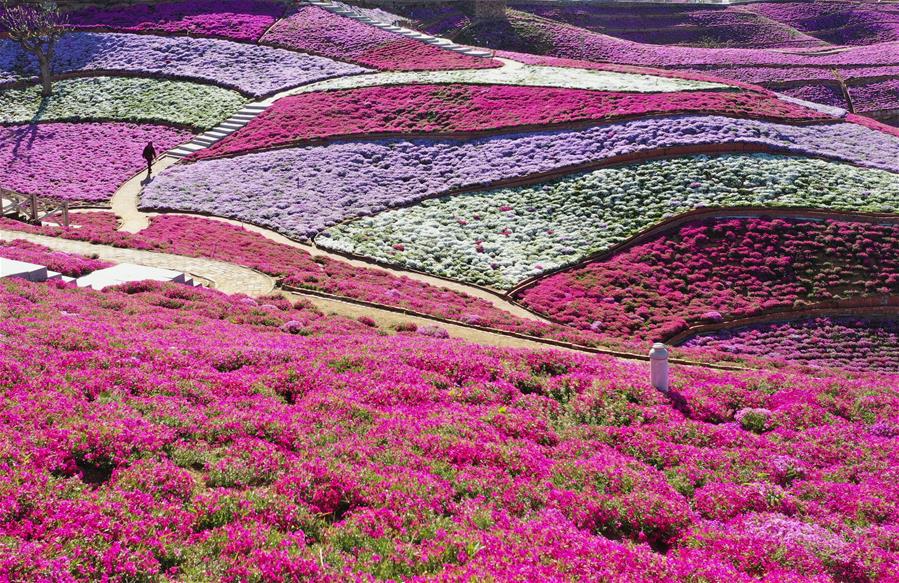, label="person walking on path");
[142,141,156,177]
